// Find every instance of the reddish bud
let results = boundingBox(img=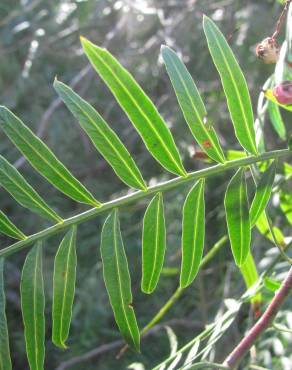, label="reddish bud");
[192,150,209,160]
[273,81,292,105]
